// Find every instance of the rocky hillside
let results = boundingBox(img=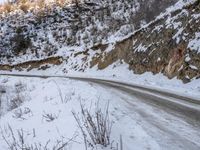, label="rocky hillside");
[0,0,200,83]
[90,0,200,83]
[0,0,177,62]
